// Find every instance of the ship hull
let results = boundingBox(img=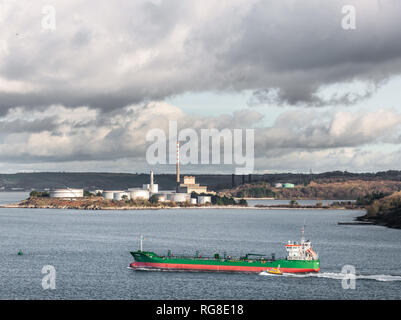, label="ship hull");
[130,251,320,273]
